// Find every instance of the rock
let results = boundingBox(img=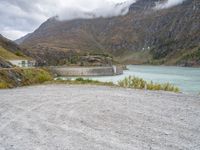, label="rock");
[0,57,13,68]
